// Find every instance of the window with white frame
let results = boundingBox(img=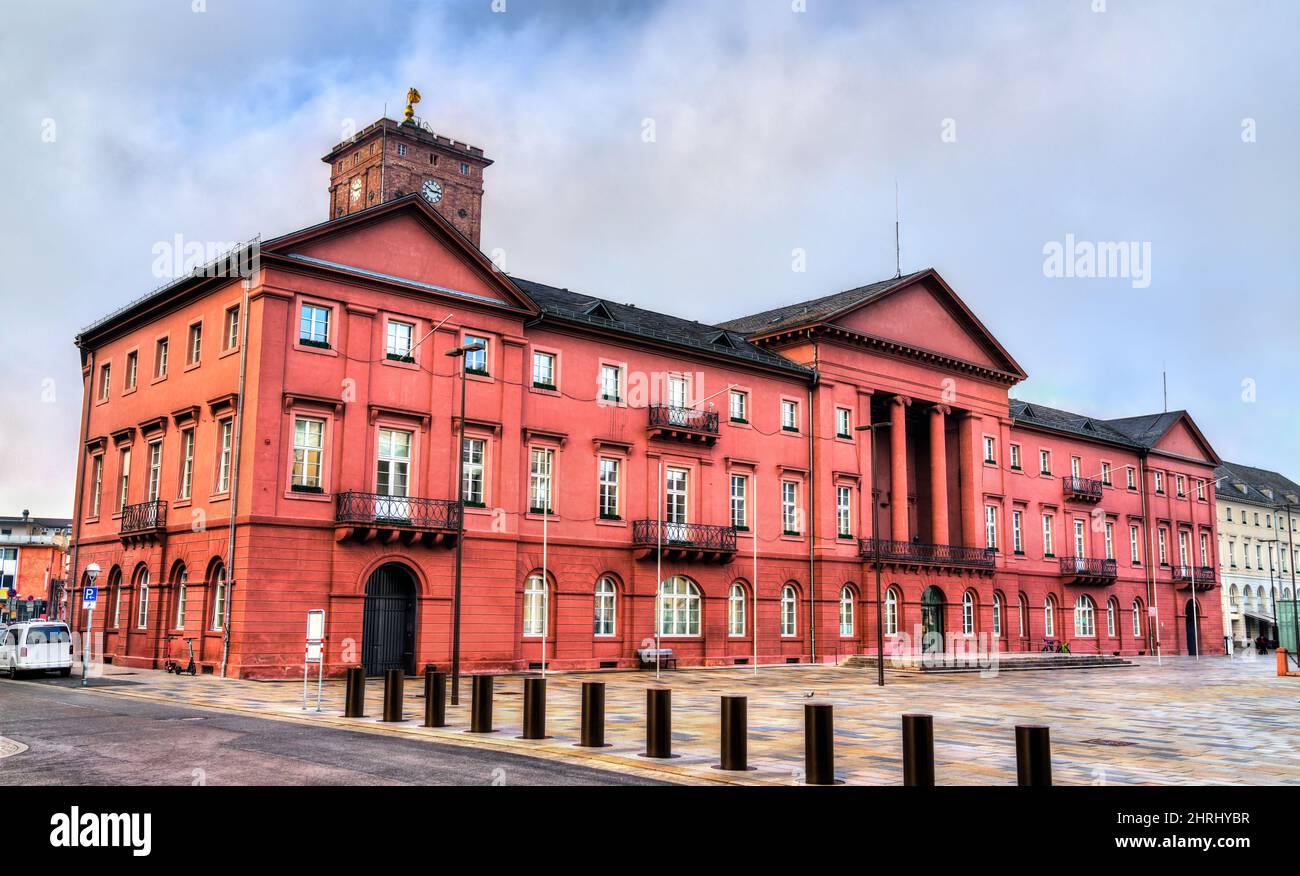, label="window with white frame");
[1071,456,1081,478]
[529,447,554,513]
[1101,461,1112,485]
[463,335,488,374]
[1042,513,1055,556]
[728,584,746,637]
[781,399,799,431]
[782,481,800,534]
[532,350,556,388]
[117,447,131,512]
[657,576,700,636]
[730,474,748,529]
[1104,521,1115,560]
[992,592,1003,636]
[962,591,975,635]
[594,577,617,637]
[386,320,415,360]
[523,574,547,637]
[1018,593,1027,637]
[836,408,852,438]
[300,304,331,346]
[884,587,898,636]
[225,305,241,351]
[462,438,485,505]
[146,440,162,502]
[839,587,854,637]
[985,504,998,550]
[1130,524,1141,564]
[136,569,150,630]
[1106,598,1116,637]
[125,351,137,391]
[376,428,411,498]
[291,417,324,491]
[179,429,194,500]
[1009,444,1022,470]
[174,567,187,629]
[729,390,748,422]
[1158,528,1168,564]
[780,585,797,636]
[1200,532,1209,566]
[1126,466,1137,489]
[211,564,227,631]
[983,436,996,464]
[155,338,169,378]
[836,485,852,537]
[1012,510,1024,553]
[1154,470,1165,493]
[216,419,233,493]
[1044,595,1056,637]
[598,458,620,519]
[665,468,689,527]
[599,364,622,402]
[666,375,688,408]
[1073,518,1086,558]
[1196,479,1205,500]
[98,363,111,401]
[90,455,103,516]
[1074,594,1096,637]
[188,323,202,365]
[1039,449,1051,475]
